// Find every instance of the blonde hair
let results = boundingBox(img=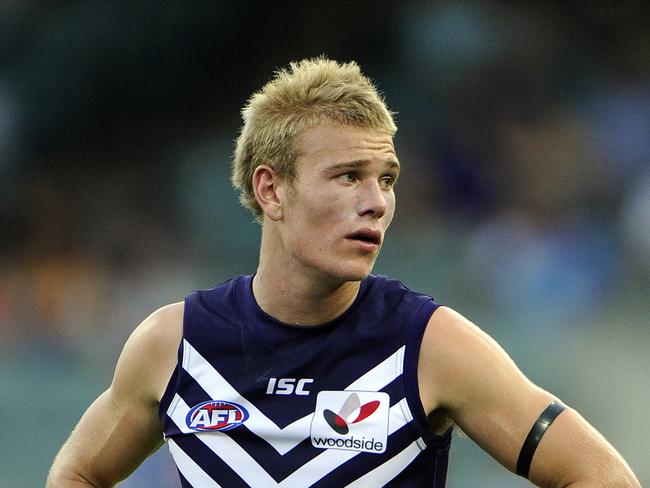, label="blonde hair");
[232,56,397,220]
